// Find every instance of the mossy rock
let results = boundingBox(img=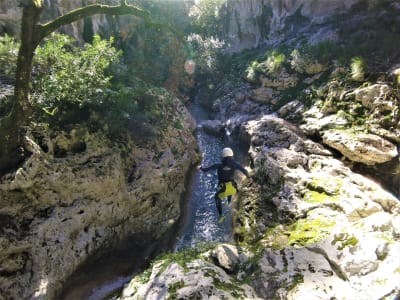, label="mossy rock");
[263,213,336,250]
